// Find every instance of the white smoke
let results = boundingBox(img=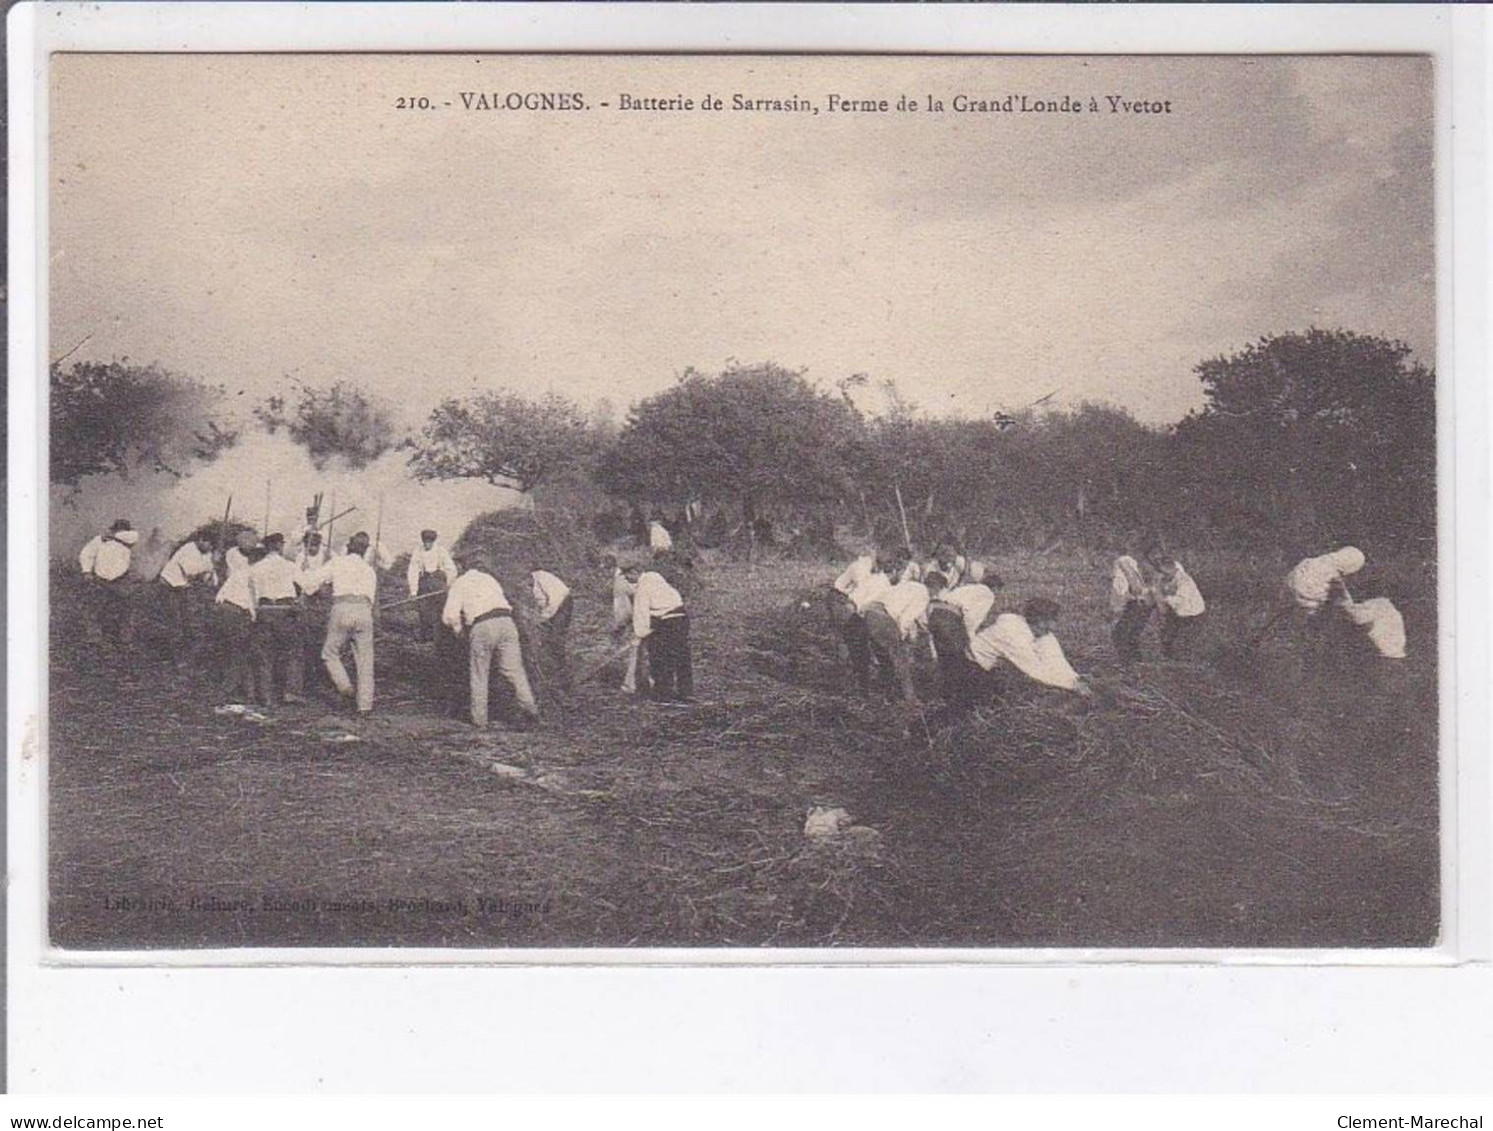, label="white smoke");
[51,429,523,574]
